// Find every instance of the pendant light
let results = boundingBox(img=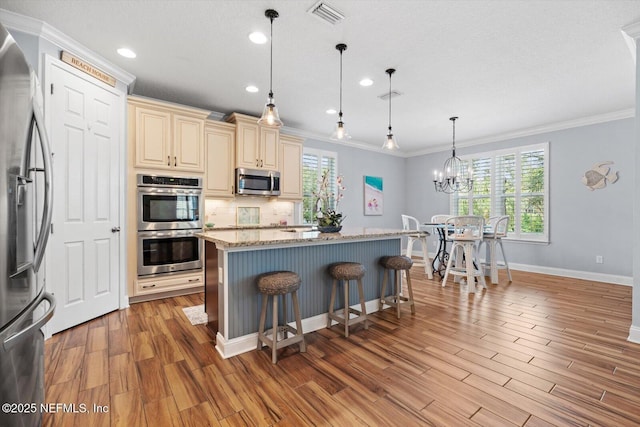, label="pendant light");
[258,9,283,127]
[382,68,399,150]
[433,116,474,193]
[331,43,350,140]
